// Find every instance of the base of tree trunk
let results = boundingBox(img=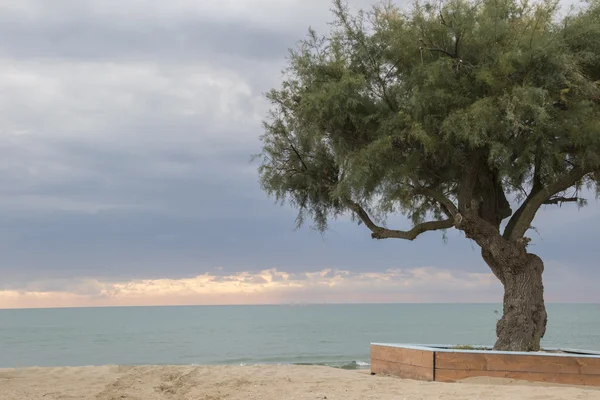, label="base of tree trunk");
[493,254,547,352]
